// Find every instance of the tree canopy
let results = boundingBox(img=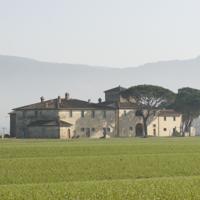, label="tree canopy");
[122,85,175,109]
[121,85,175,137]
[173,87,200,136]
